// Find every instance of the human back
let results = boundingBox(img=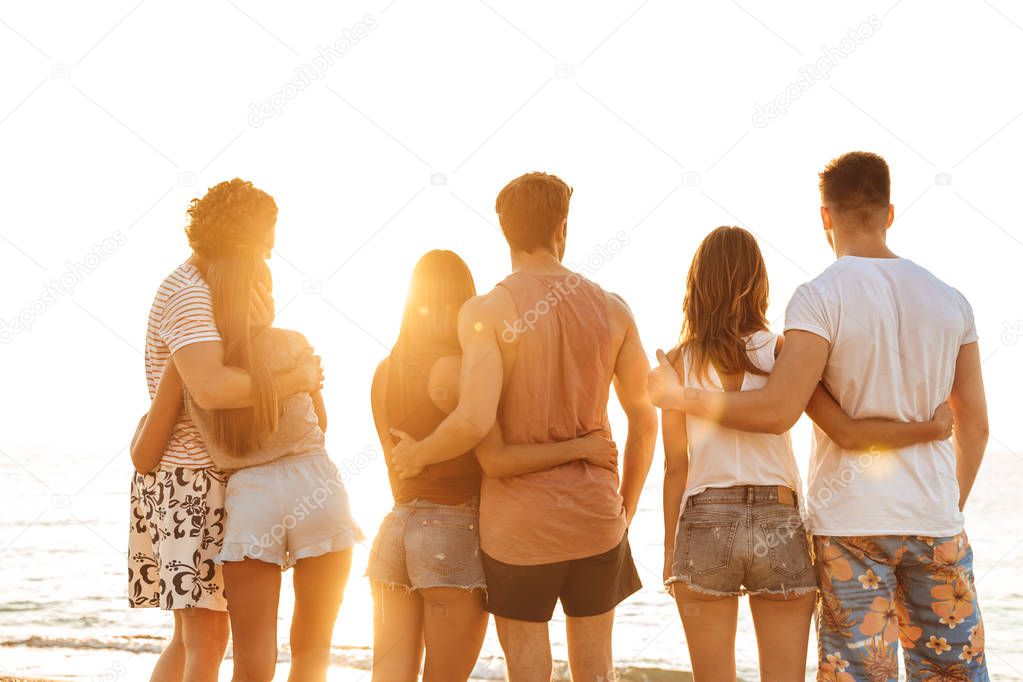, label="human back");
[481,267,628,564]
[787,255,975,534]
[190,327,326,470]
[668,225,801,508]
[378,249,482,504]
[383,350,482,504]
[678,329,800,507]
